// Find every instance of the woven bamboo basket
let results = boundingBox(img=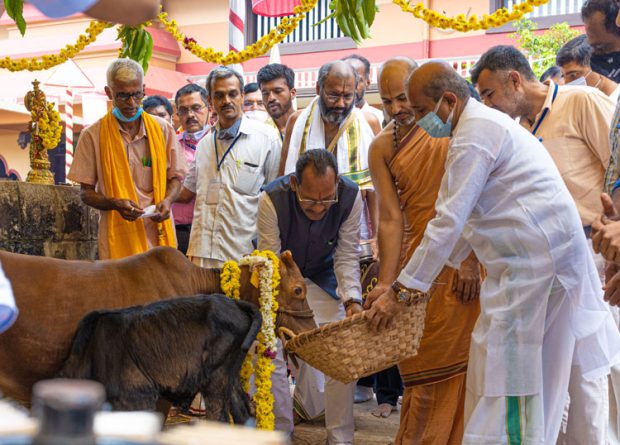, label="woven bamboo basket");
[281,292,430,384]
